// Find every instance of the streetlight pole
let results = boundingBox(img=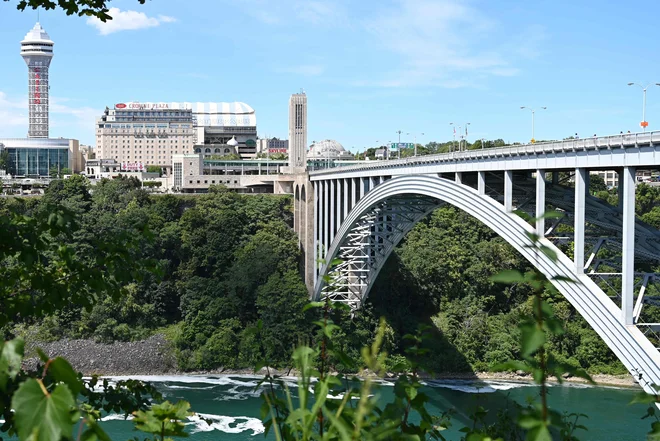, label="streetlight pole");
[463,123,470,151]
[415,132,424,156]
[449,123,456,152]
[396,130,402,159]
[520,106,546,143]
[628,82,660,132]
[406,132,425,157]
